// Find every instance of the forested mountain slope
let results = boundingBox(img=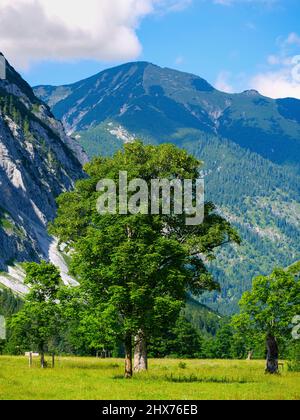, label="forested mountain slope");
[34,62,300,314]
